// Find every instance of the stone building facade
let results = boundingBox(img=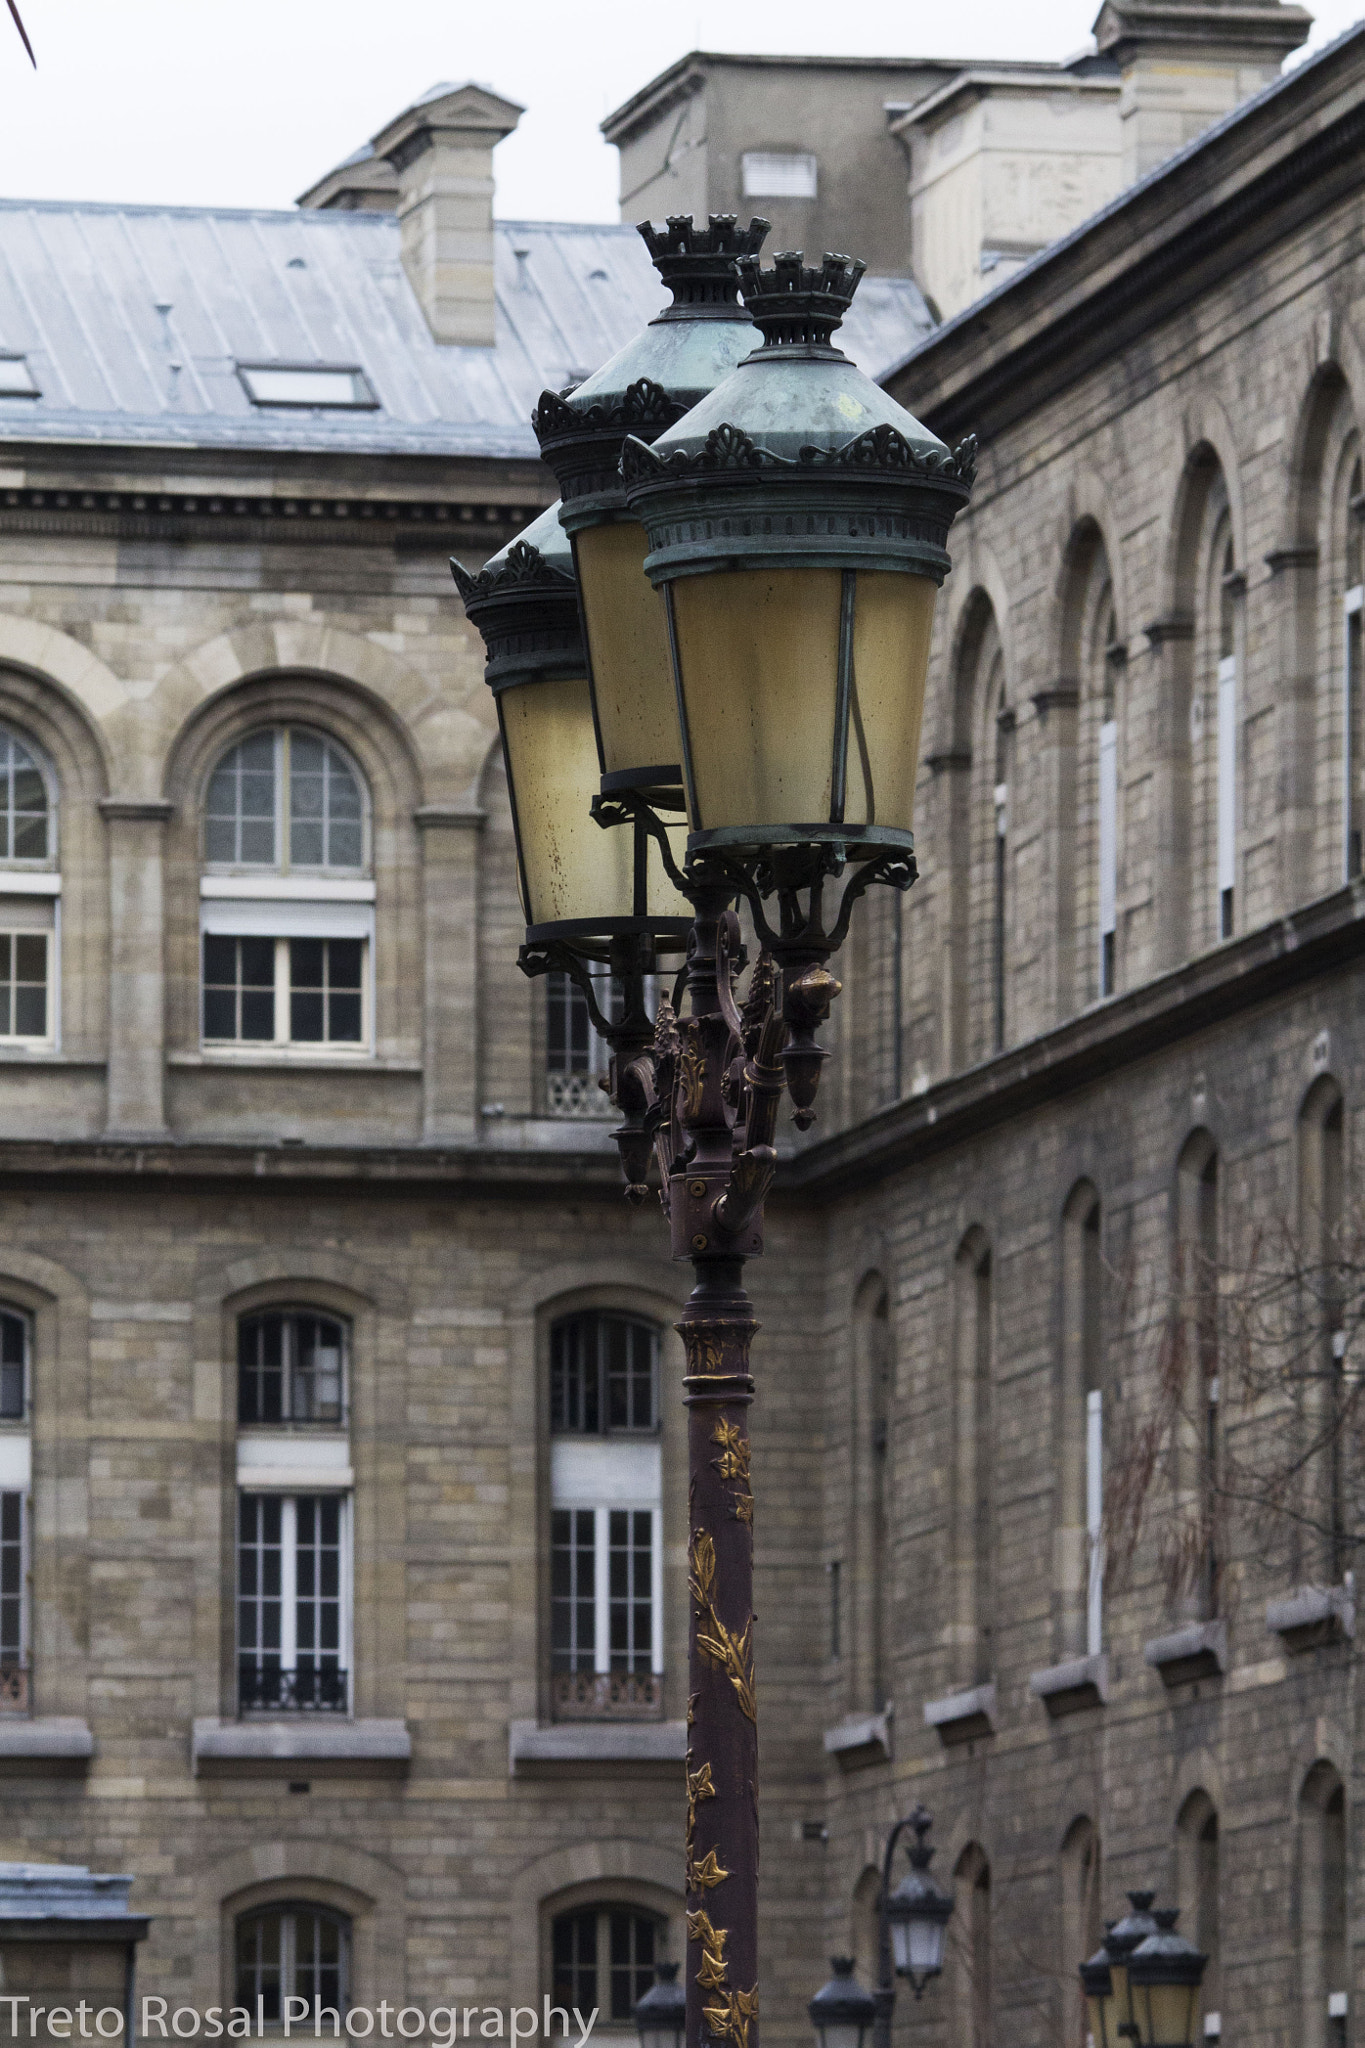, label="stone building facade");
[0,19,1358,2048]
